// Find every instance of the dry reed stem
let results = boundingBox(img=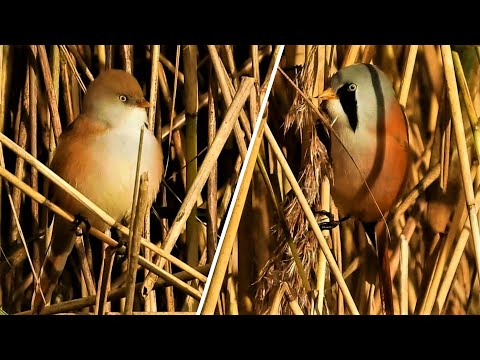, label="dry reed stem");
[420,179,469,314]
[269,282,287,315]
[95,244,116,314]
[15,265,210,315]
[37,45,62,140]
[434,179,480,313]
[398,45,418,108]
[125,173,149,314]
[285,283,304,315]
[315,177,330,314]
[251,45,260,86]
[452,51,480,162]
[220,47,312,294]
[441,45,480,282]
[226,252,239,315]
[360,45,376,64]
[217,155,242,227]
[28,46,40,274]
[122,45,133,74]
[0,148,45,304]
[158,52,185,84]
[392,163,441,223]
[159,50,264,141]
[60,54,75,125]
[0,164,205,295]
[399,233,409,314]
[65,45,94,82]
[0,131,205,281]
[141,77,255,296]
[264,125,359,315]
[74,235,96,296]
[145,44,161,311]
[331,203,344,314]
[105,45,113,70]
[10,118,27,244]
[207,45,251,154]
[342,45,361,68]
[166,45,181,163]
[207,77,218,263]
[184,45,200,270]
[437,222,474,312]
[200,48,284,314]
